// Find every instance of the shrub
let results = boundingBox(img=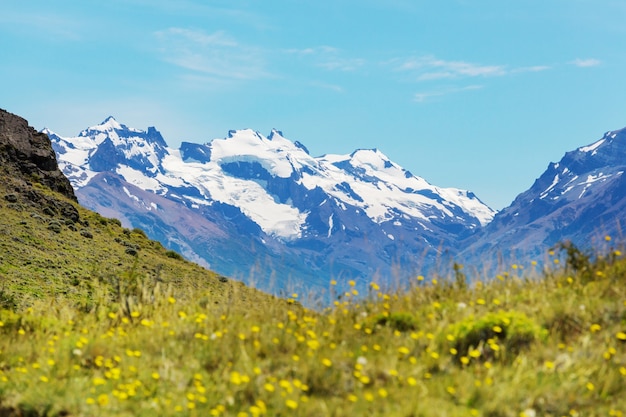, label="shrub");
[3,193,18,203]
[165,250,183,261]
[553,241,594,282]
[80,229,93,239]
[0,291,17,310]
[42,206,56,216]
[373,312,418,332]
[47,221,62,233]
[446,310,547,362]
